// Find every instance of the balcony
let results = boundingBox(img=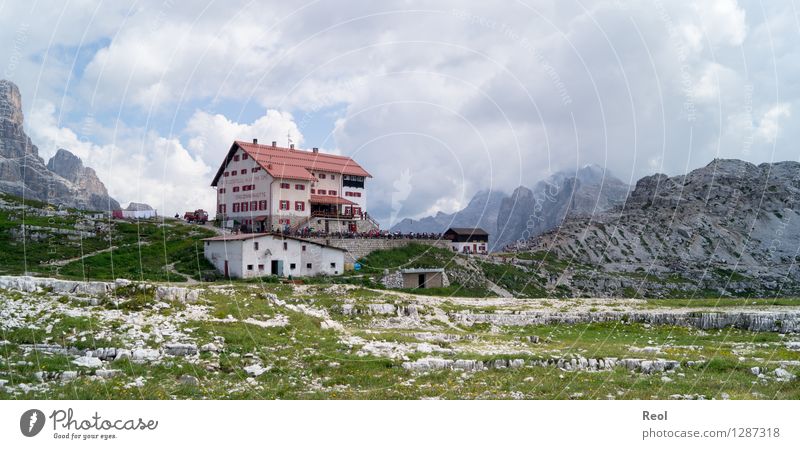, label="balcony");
[311,211,355,219]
